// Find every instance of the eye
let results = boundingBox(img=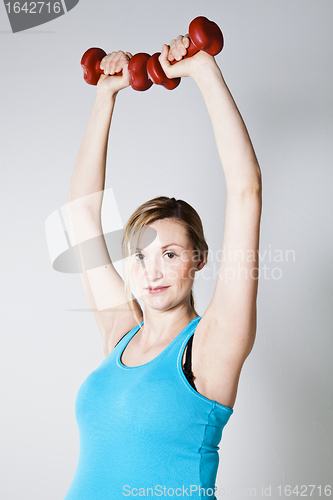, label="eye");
[135,252,145,261]
[135,251,177,261]
[164,252,177,259]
